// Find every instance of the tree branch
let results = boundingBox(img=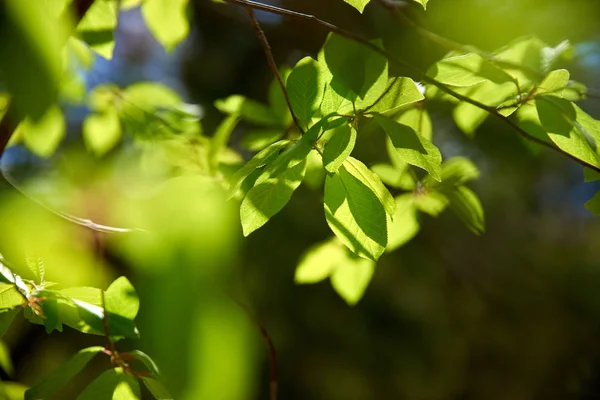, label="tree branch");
[243,7,304,134]
[222,0,600,174]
